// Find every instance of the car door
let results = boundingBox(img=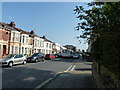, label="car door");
[18,54,24,64]
[39,53,44,59]
[13,54,20,64]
